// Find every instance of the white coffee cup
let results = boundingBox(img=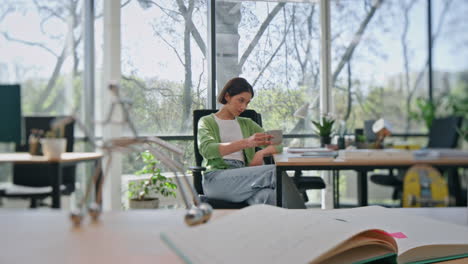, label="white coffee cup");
[40,138,67,160]
[266,130,283,145]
